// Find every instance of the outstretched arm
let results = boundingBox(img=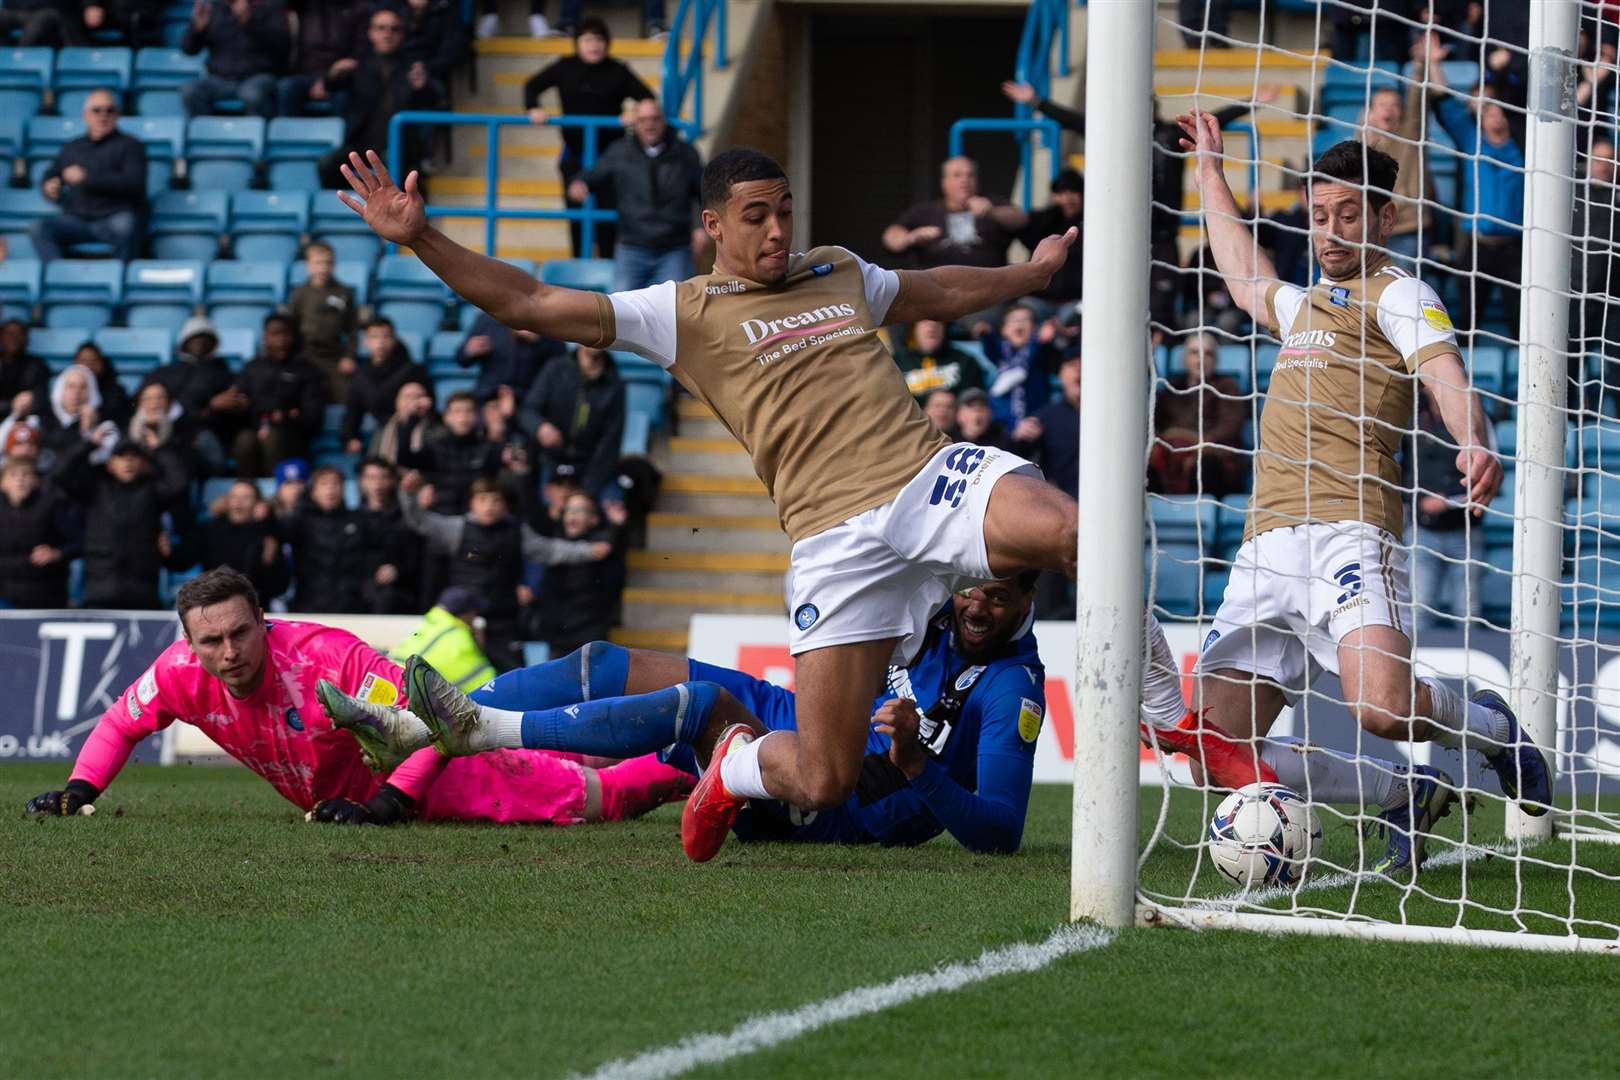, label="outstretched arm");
[338,151,608,346]
[1178,109,1279,321]
[885,228,1077,325]
[1418,352,1502,516]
